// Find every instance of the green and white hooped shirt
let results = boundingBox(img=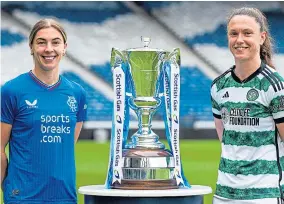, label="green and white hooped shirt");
[211,62,284,200]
